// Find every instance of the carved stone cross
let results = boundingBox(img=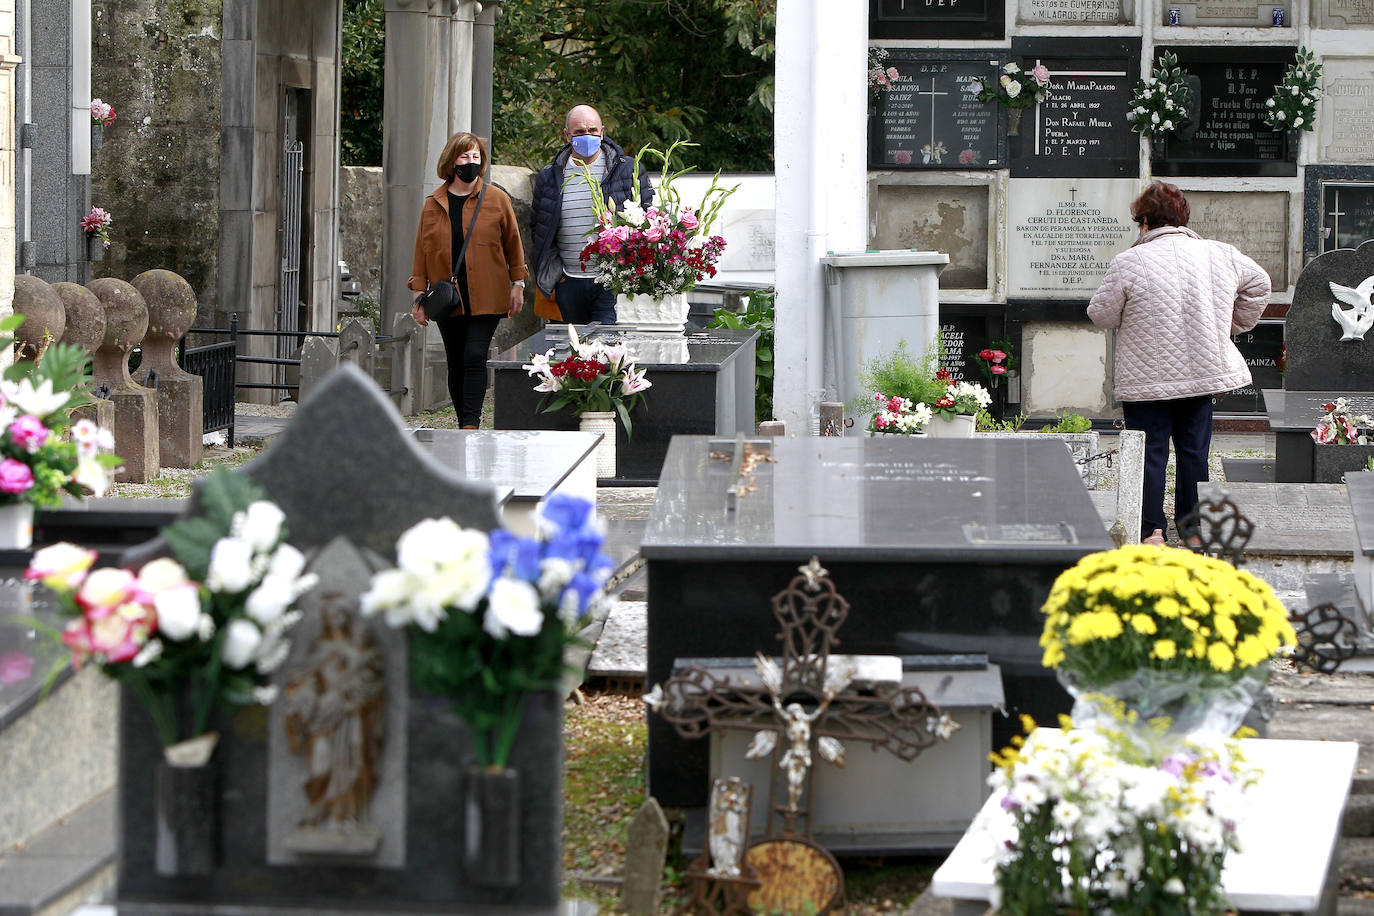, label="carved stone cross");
[646,557,958,839]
